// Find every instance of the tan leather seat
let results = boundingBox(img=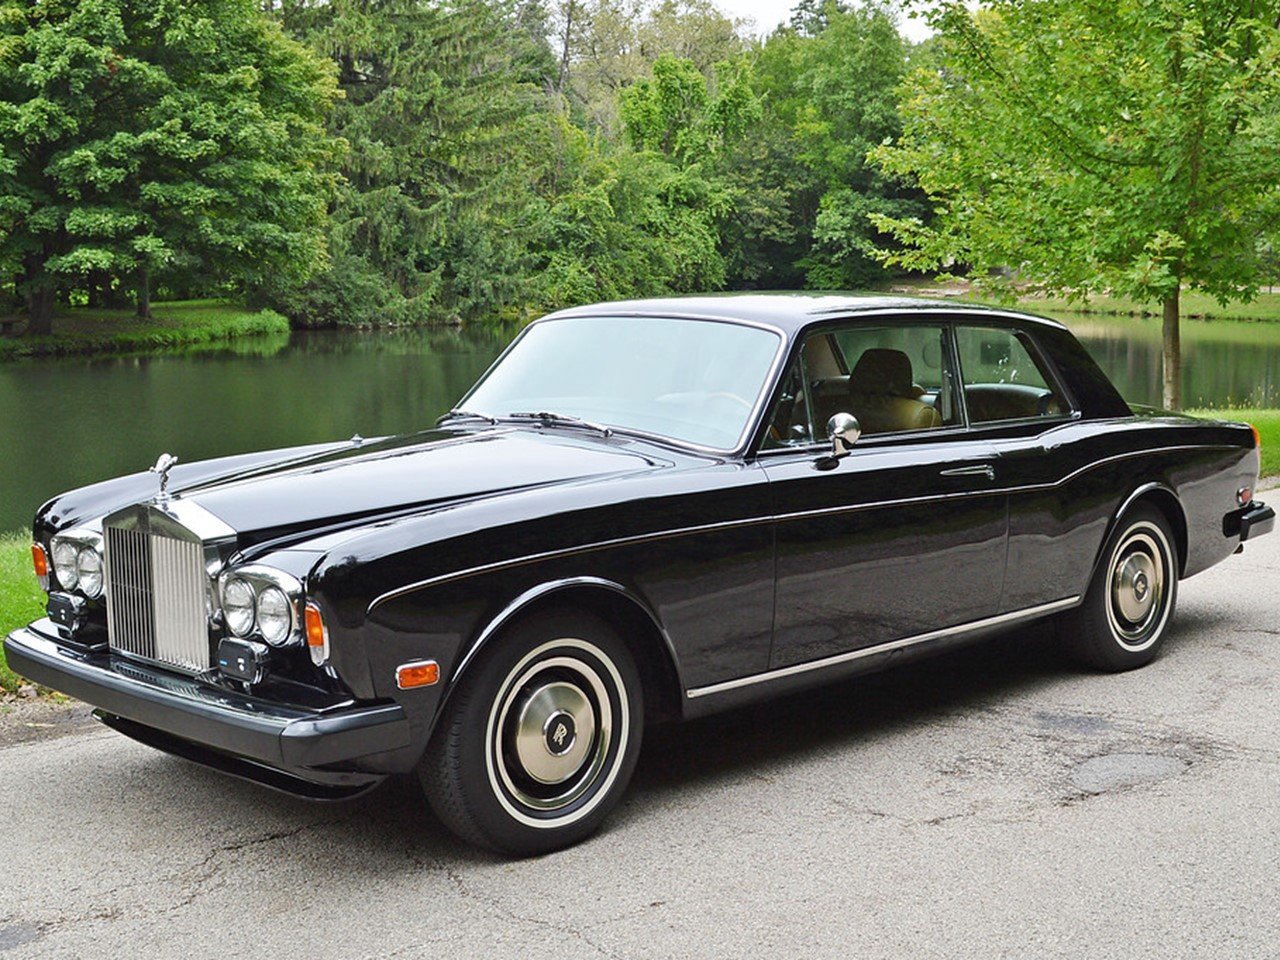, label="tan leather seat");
[847,349,942,434]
